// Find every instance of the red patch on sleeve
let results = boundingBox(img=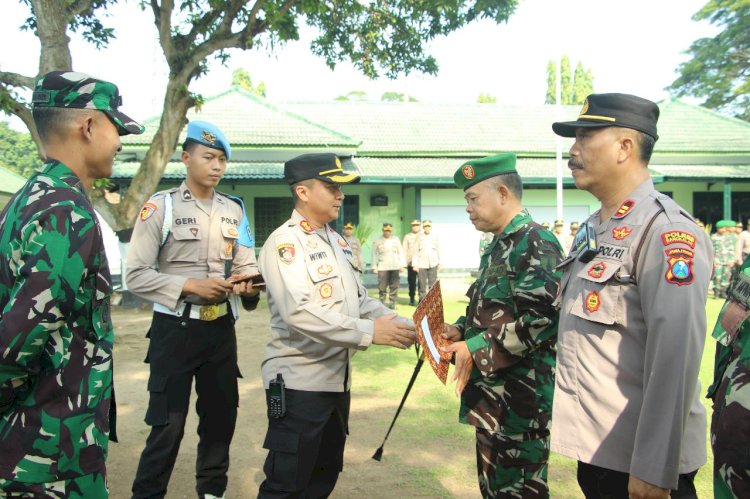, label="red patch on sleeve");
[661,230,696,248]
[664,248,695,286]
